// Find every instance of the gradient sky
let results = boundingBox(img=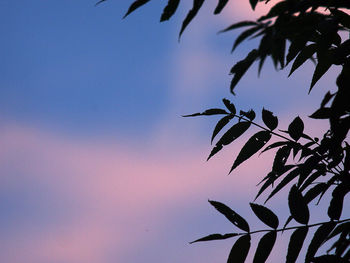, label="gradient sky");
[1,1,348,263]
